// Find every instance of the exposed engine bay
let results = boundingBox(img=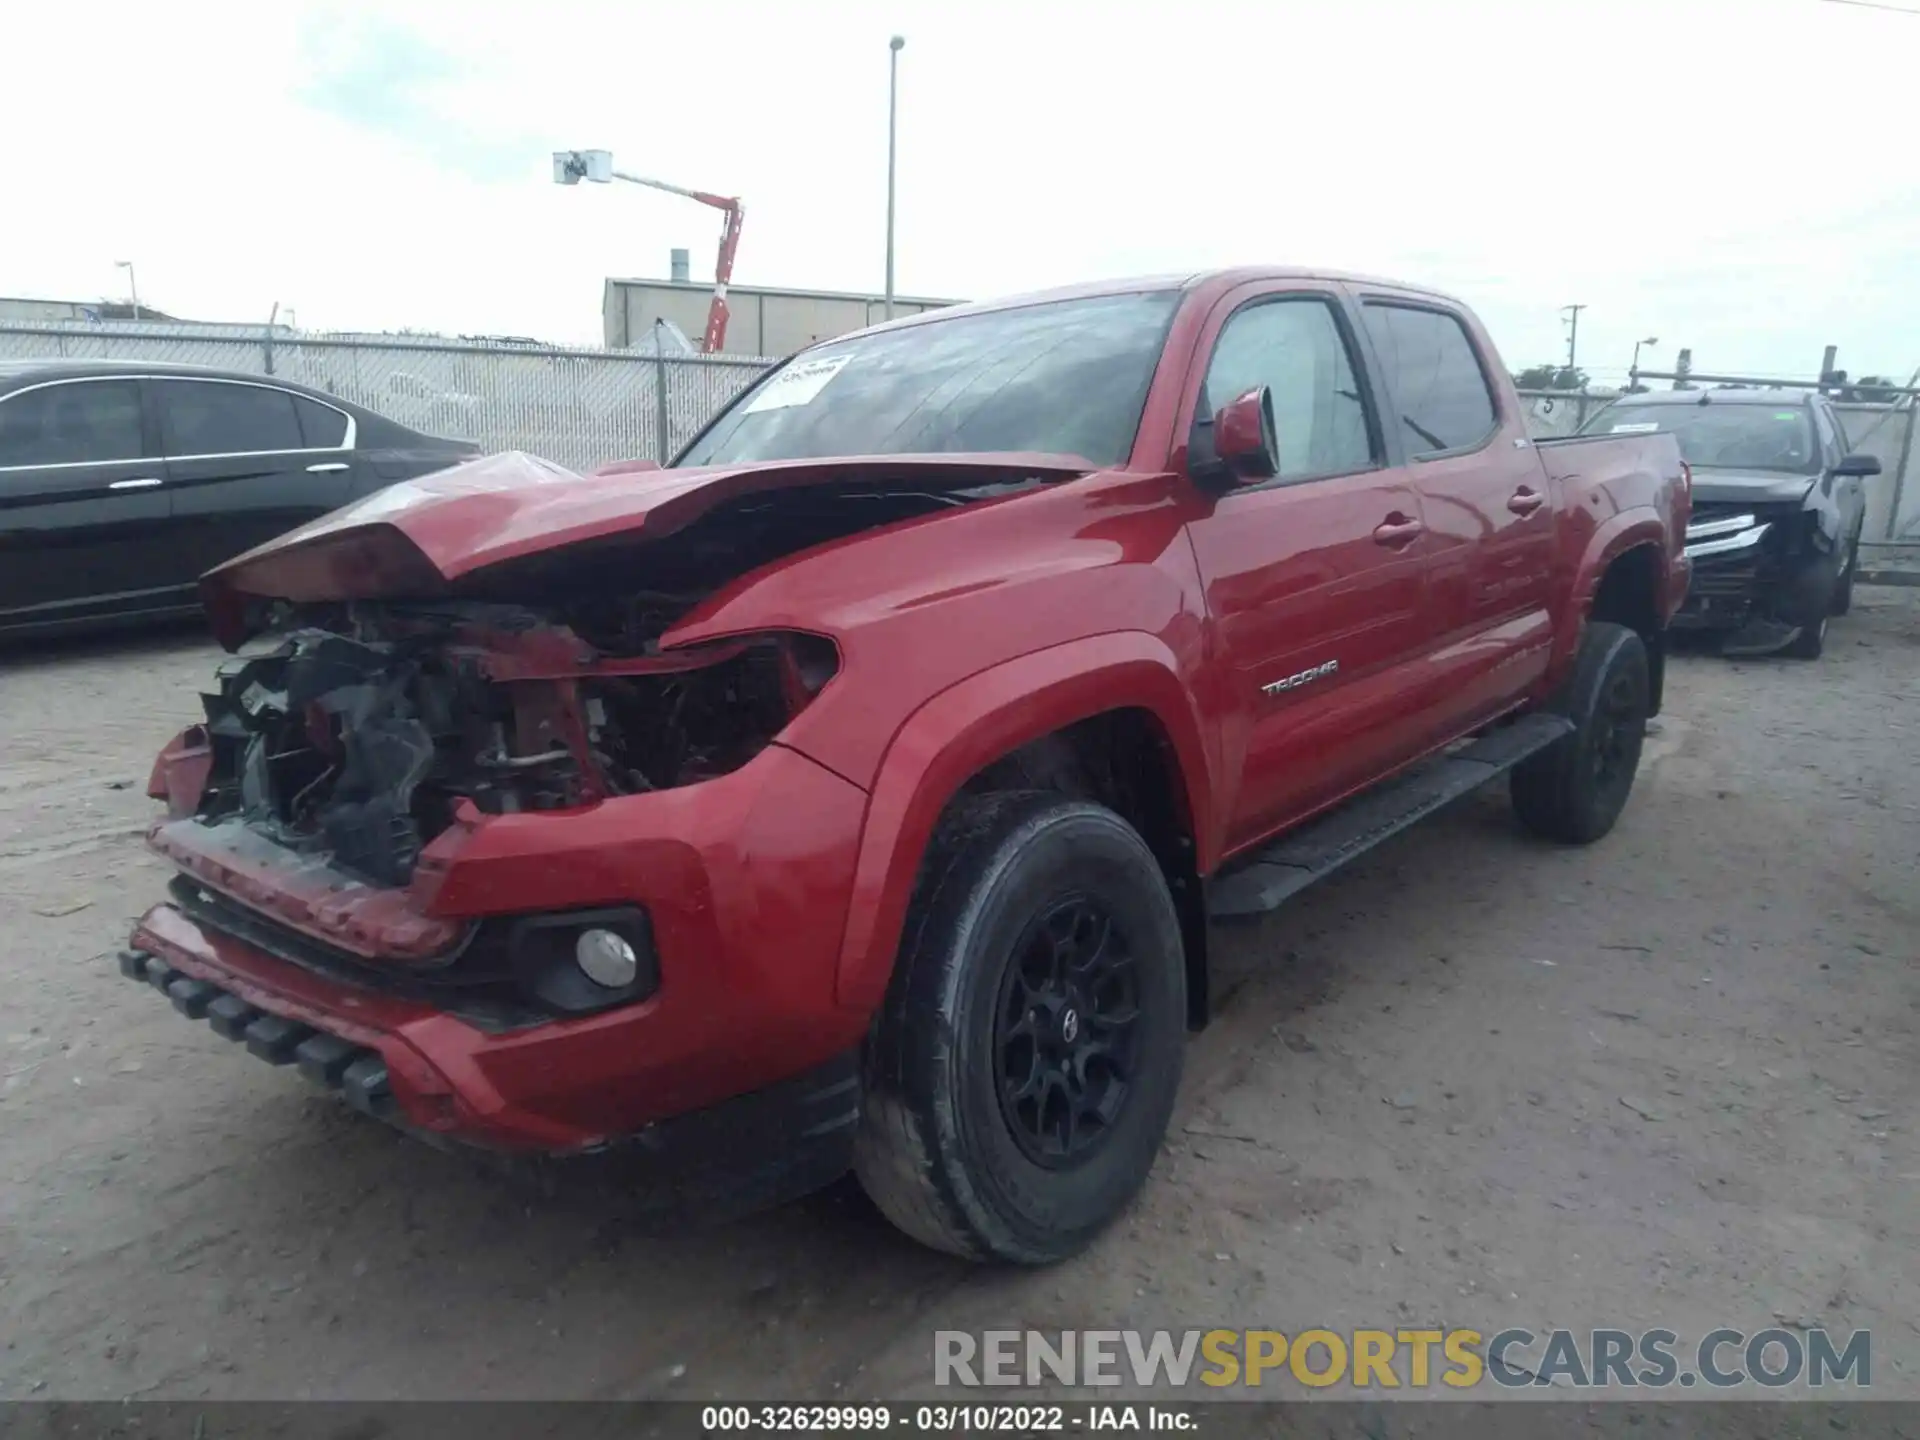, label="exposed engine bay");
[188,473,1051,888]
[194,606,834,887]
